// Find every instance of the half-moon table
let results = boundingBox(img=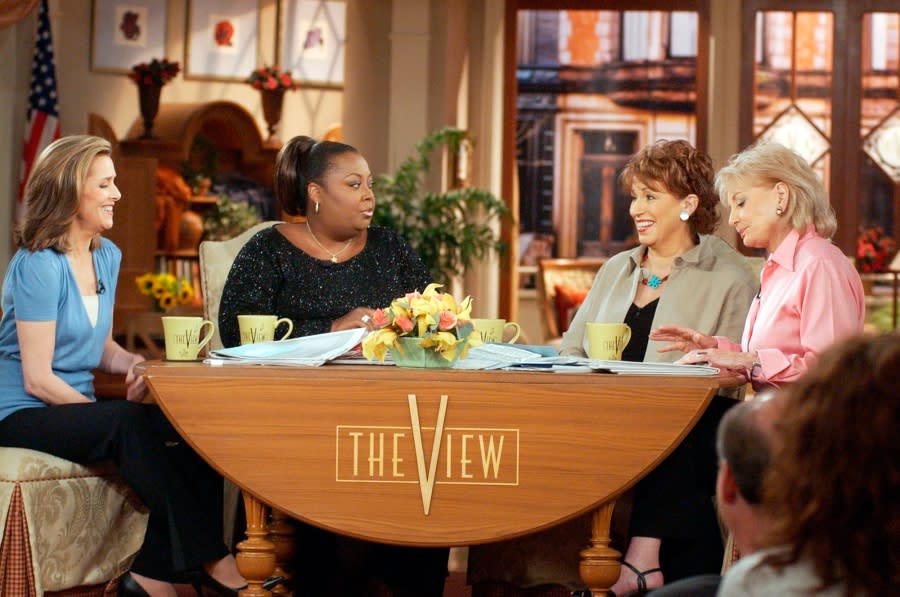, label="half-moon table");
[138,362,718,596]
